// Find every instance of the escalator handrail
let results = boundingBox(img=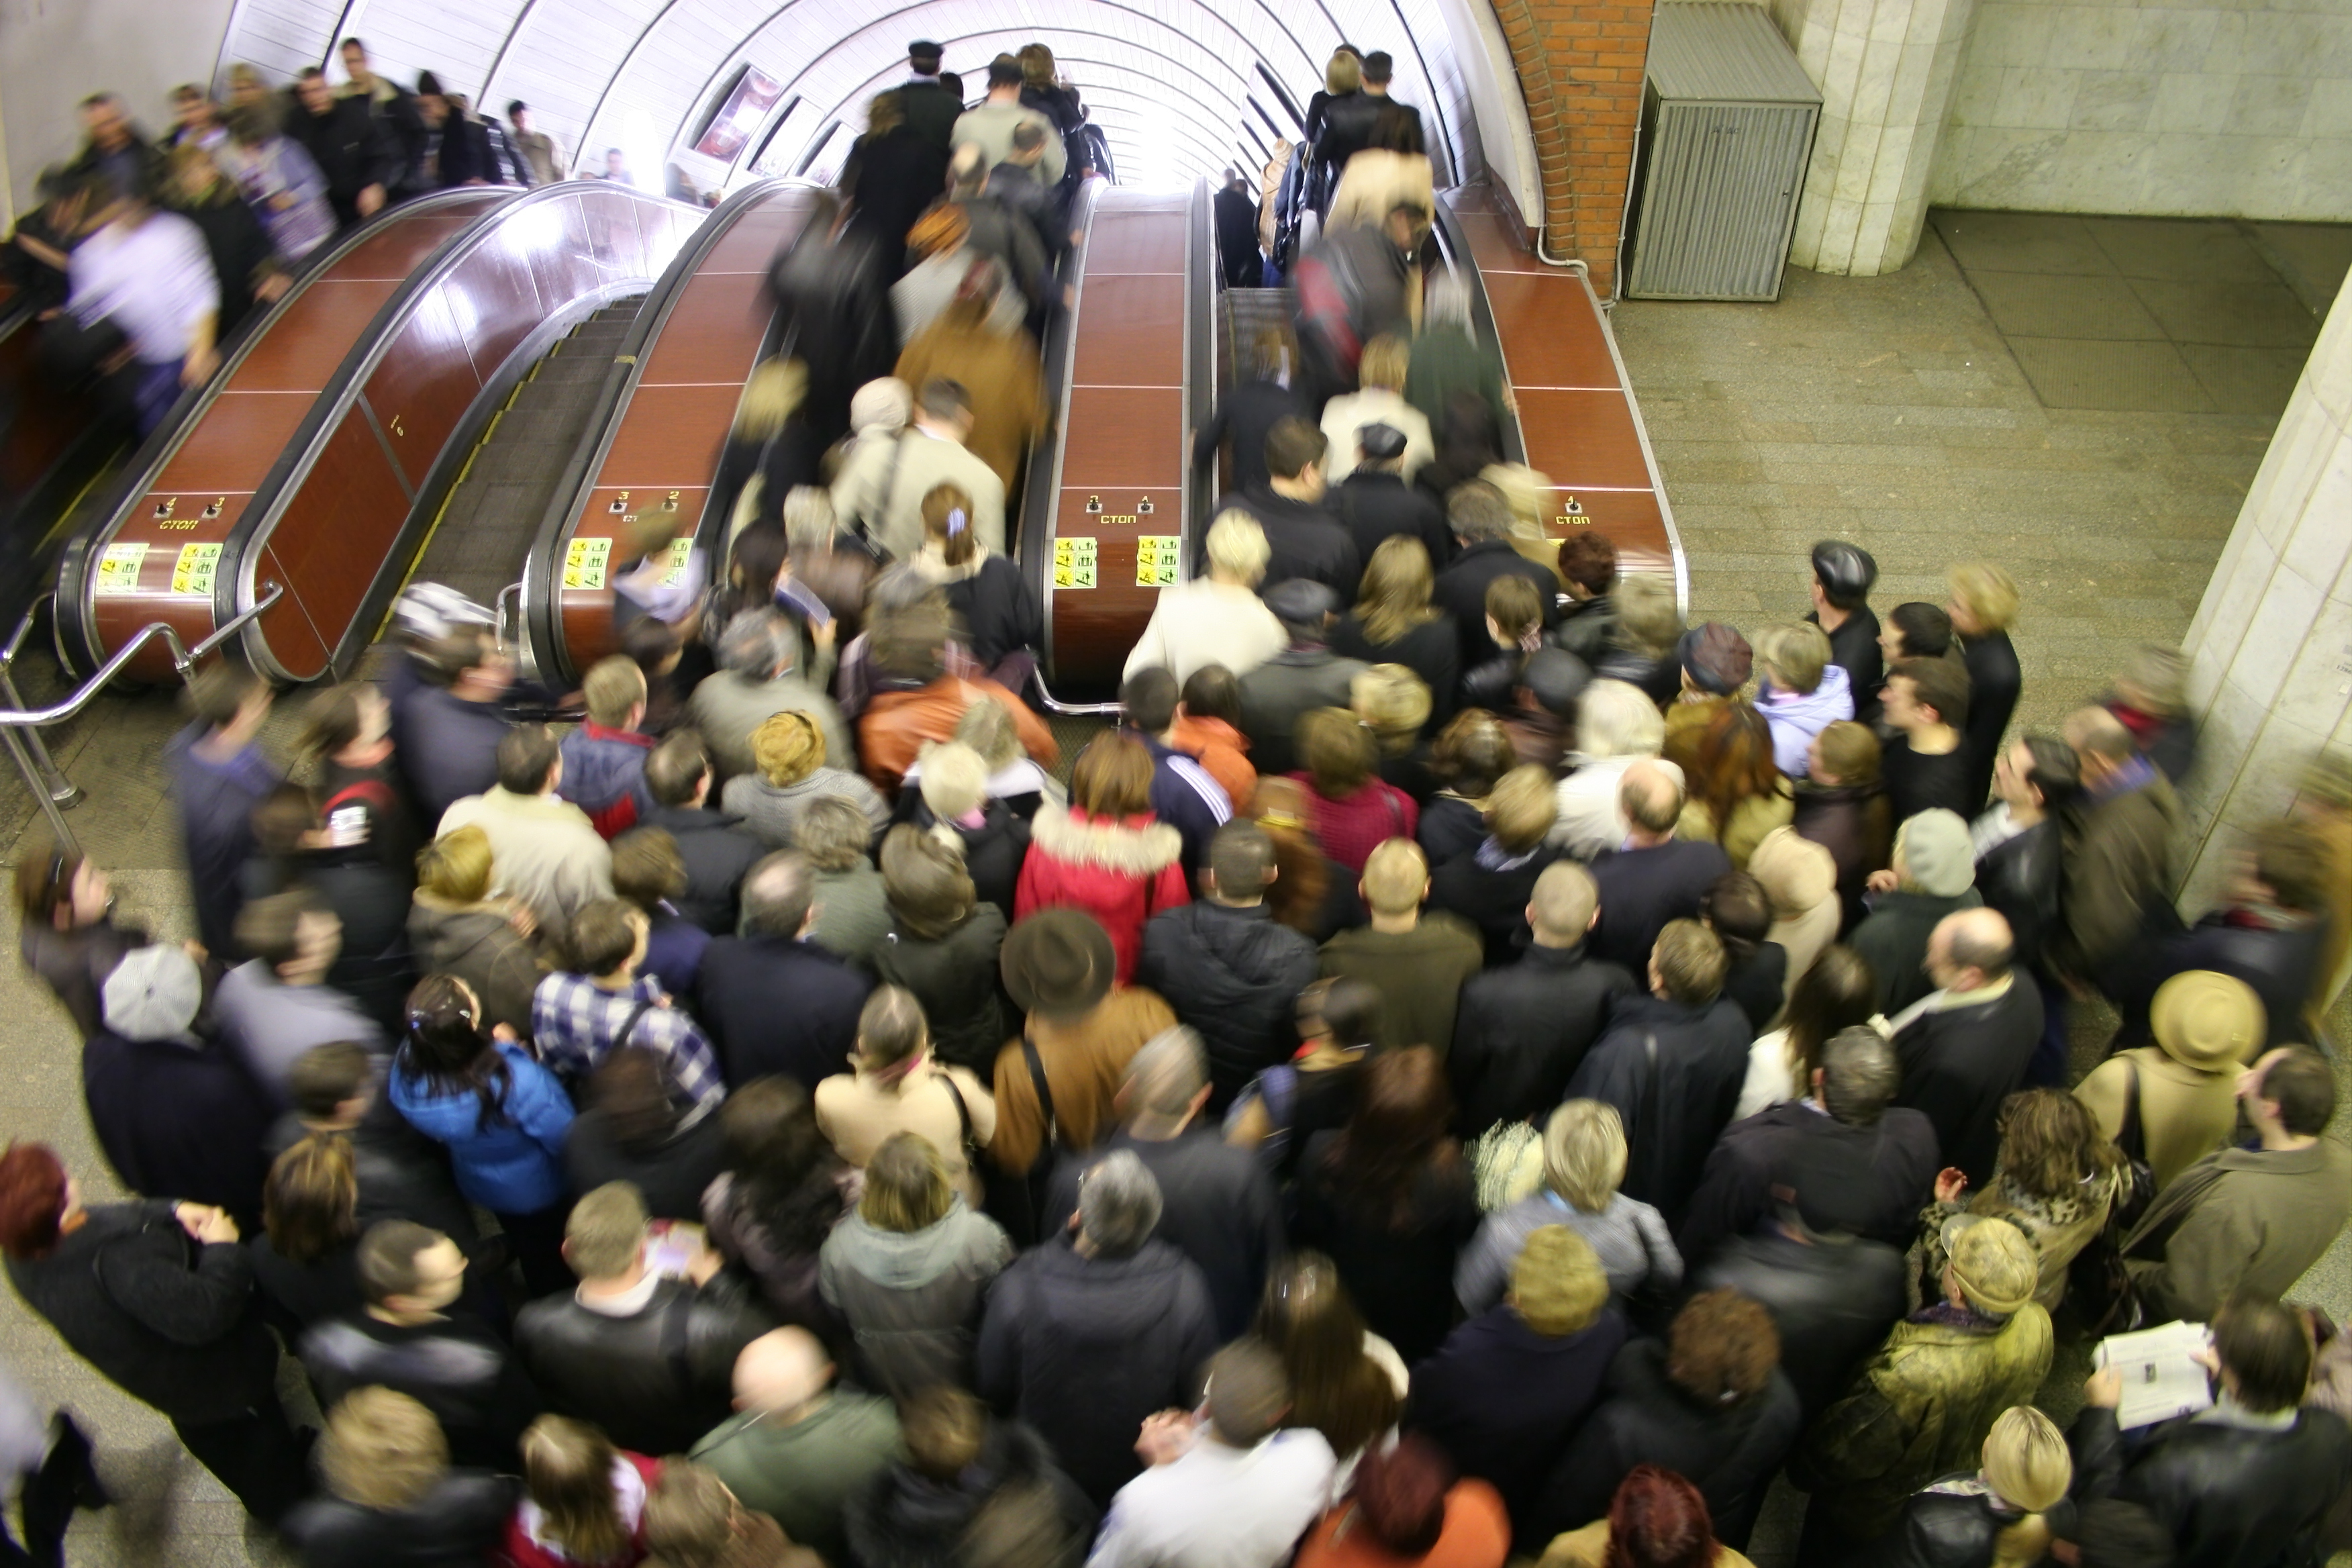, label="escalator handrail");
[228,180,702,681]
[519,178,816,683]
[1018,179,1104,694]
[53,187,518,676]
